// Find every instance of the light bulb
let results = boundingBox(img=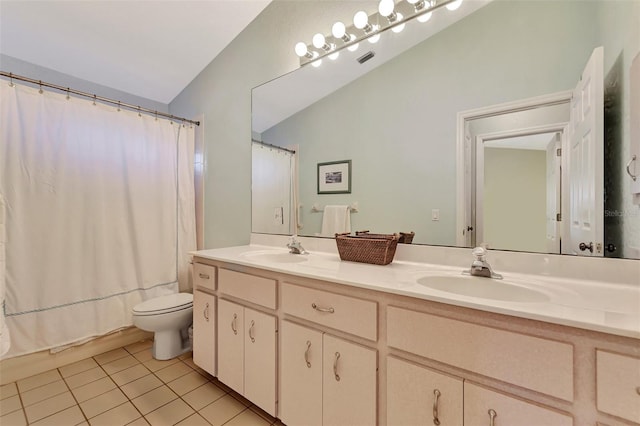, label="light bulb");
[311,59,322,68]
[312,33,326,49]
[378,0,395,17]
[294,42,308,57]
[417,11,432,22]
[368,34,380,44]
[328,51,340,60]
[446,0,463,11]
[392,13,405,32]
[332,21,346,39]
[353,11,369,30]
